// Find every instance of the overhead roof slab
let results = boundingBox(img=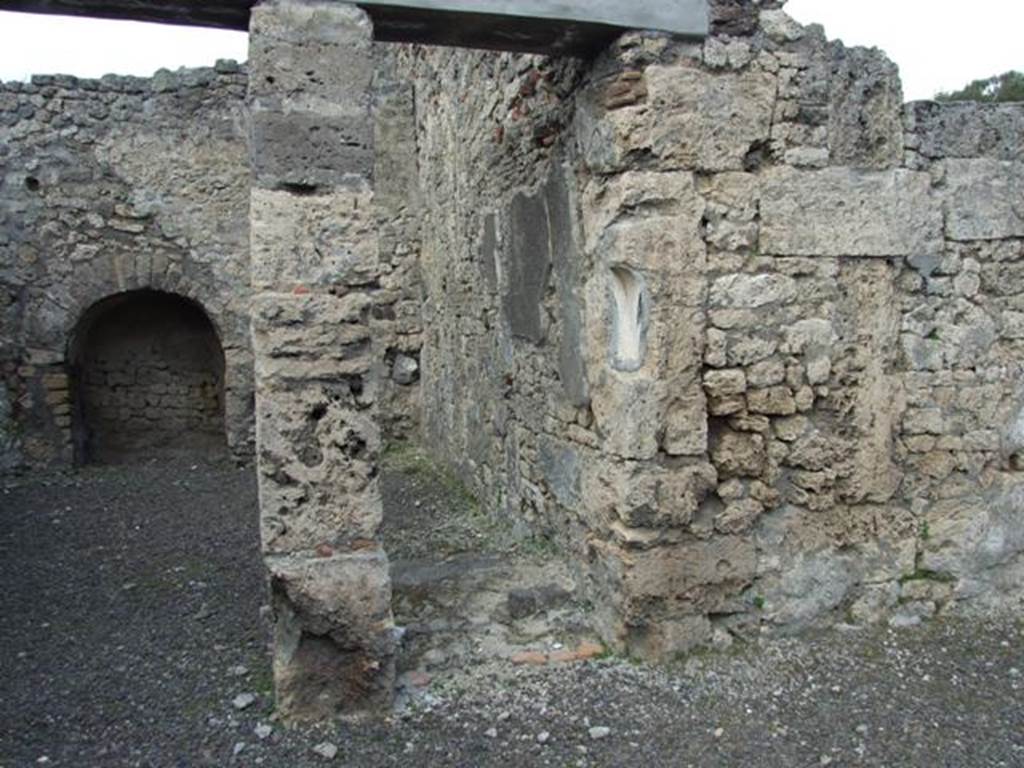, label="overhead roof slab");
[0,0,709,55]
